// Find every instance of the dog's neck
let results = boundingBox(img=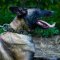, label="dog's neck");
[10,16,23,31]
